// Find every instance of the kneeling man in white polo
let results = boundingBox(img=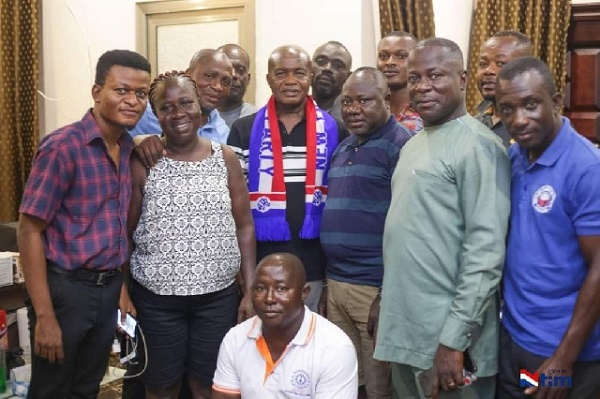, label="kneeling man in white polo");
[212,252,358,398]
